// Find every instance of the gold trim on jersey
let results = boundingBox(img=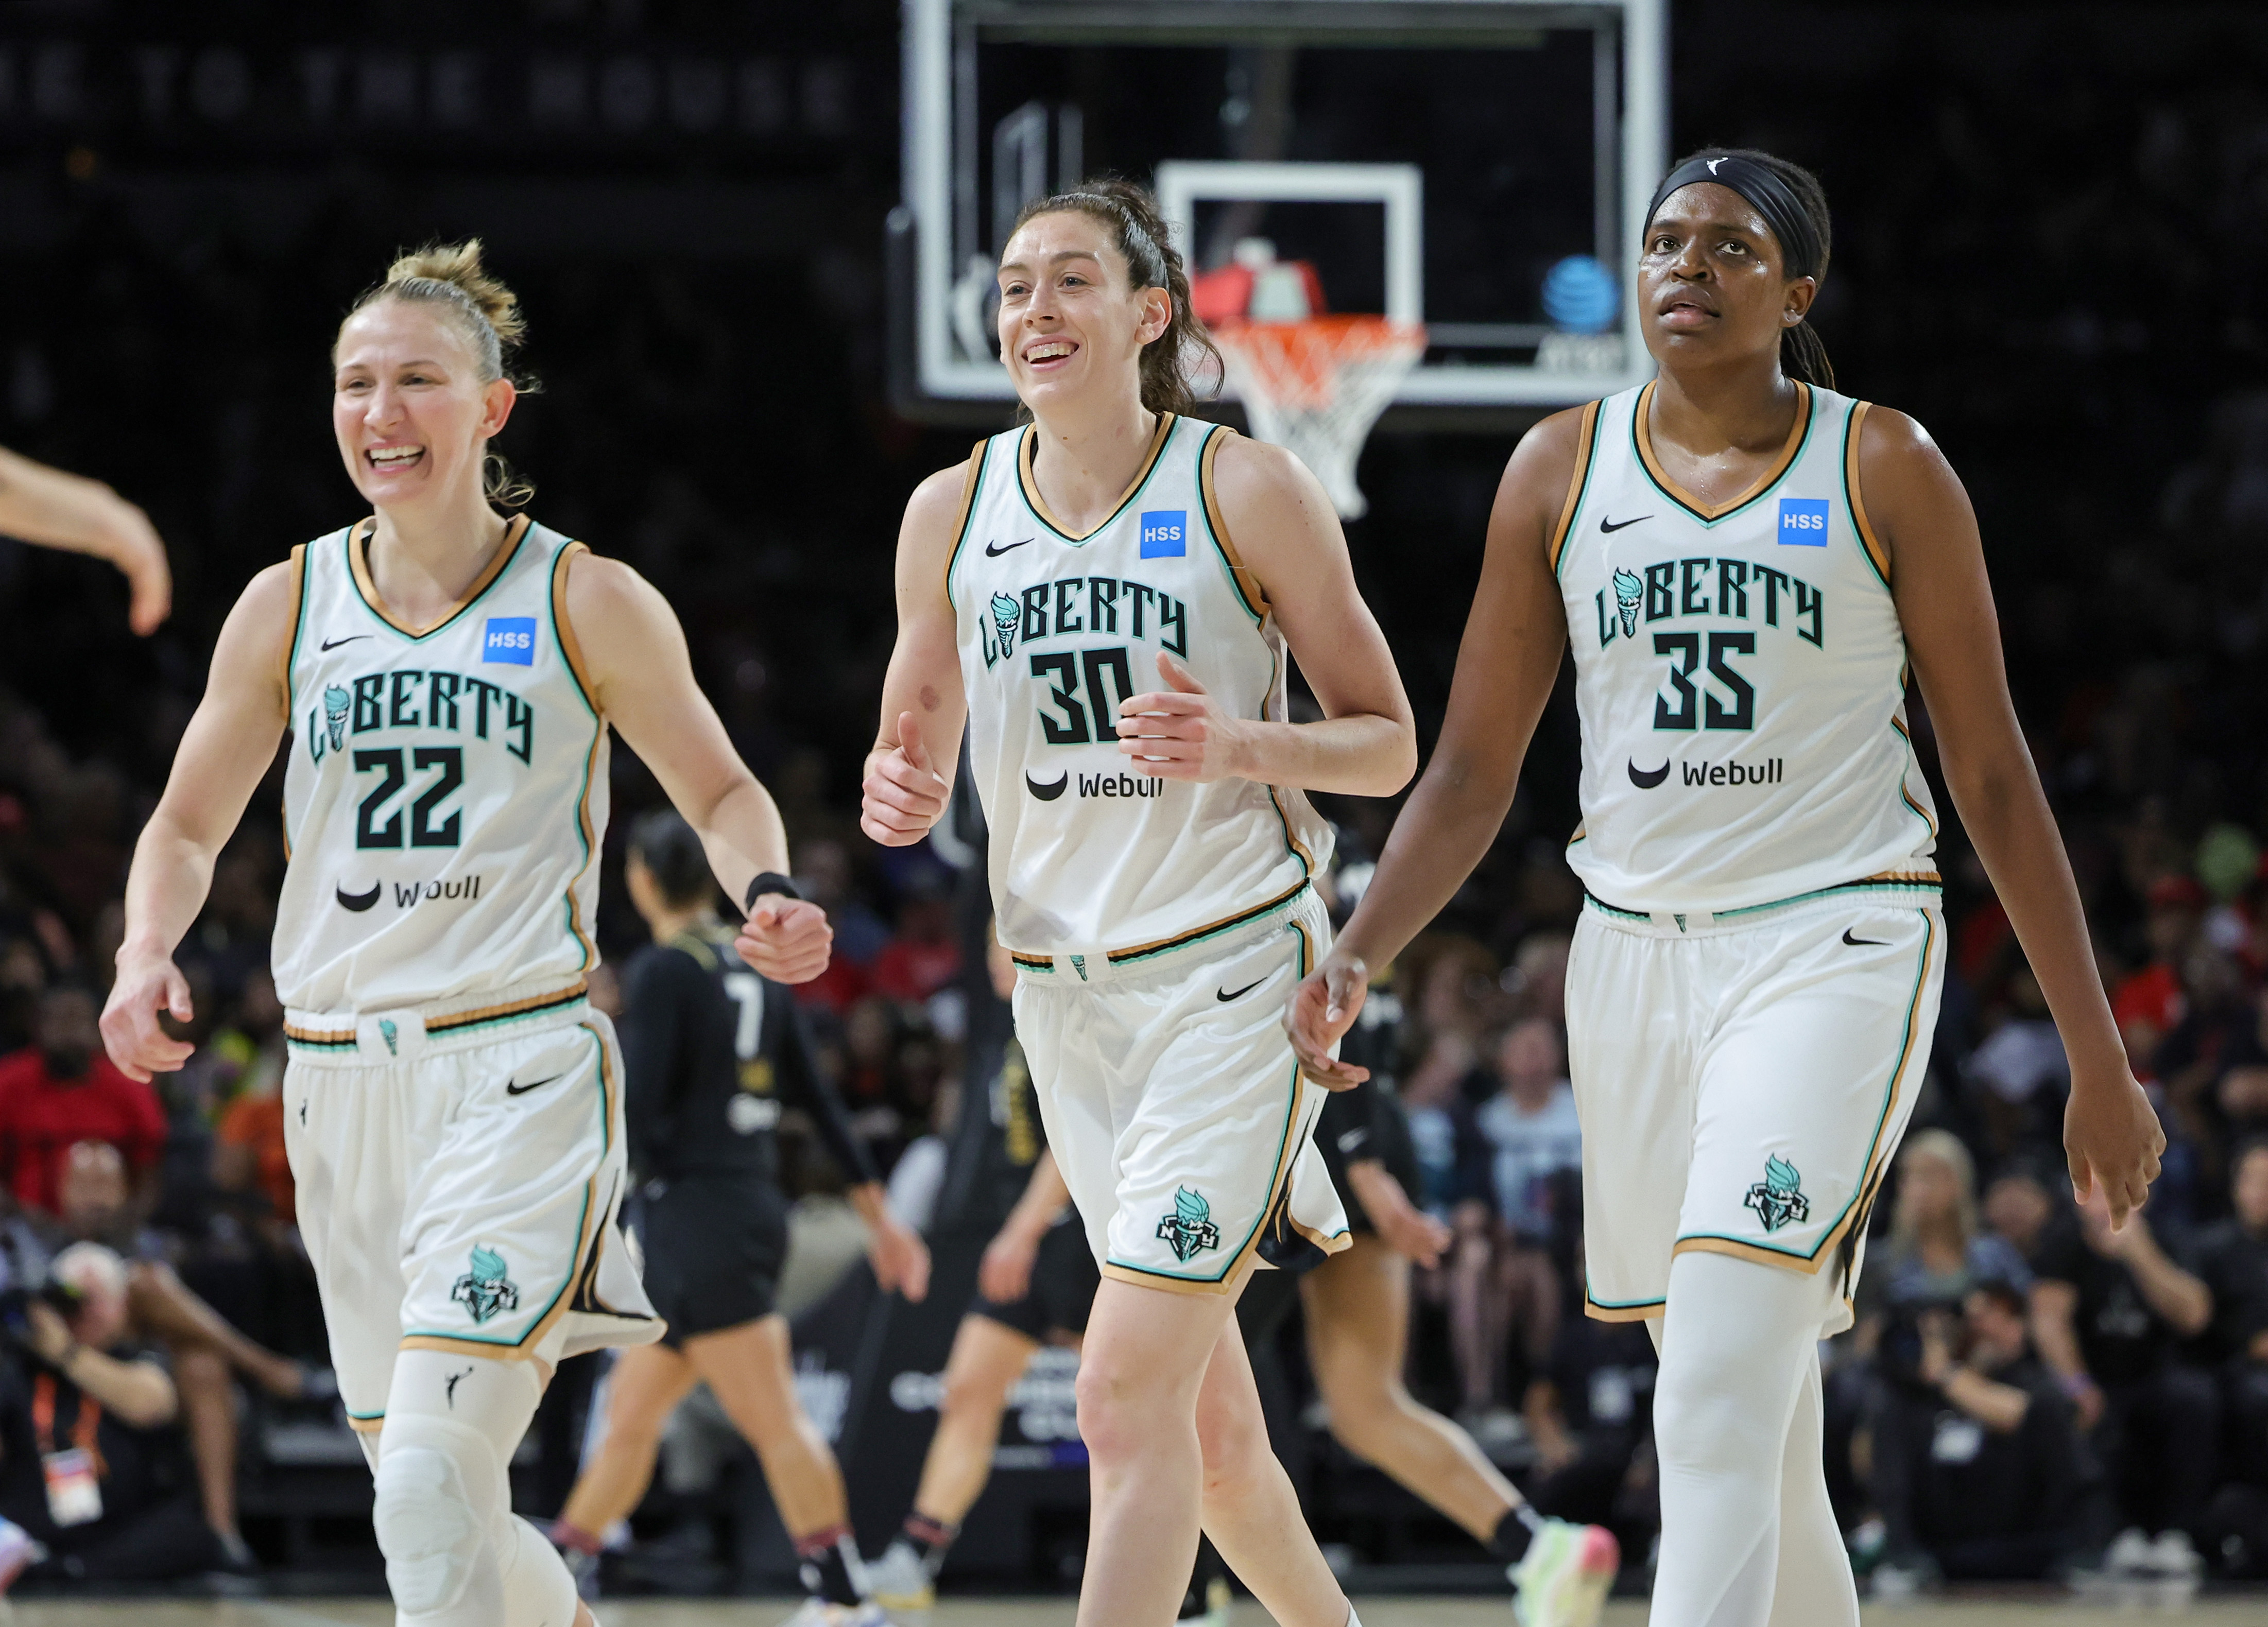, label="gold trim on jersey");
[347,513,532,638]
[940,439,989,608]
[279,544,308,720]
[1547,400,1603,576]
[549,541,599,714]
[1887,716,1940,840]
[1842,400,1893,585]
[1197,424,1269,620]
[425,979,591,1037]
[1010,878,1313,974]
[1016,412,1176,542]
[1583,1294,1663,1323]
[283,1023,356,1049]
[1633,379,1813,523]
